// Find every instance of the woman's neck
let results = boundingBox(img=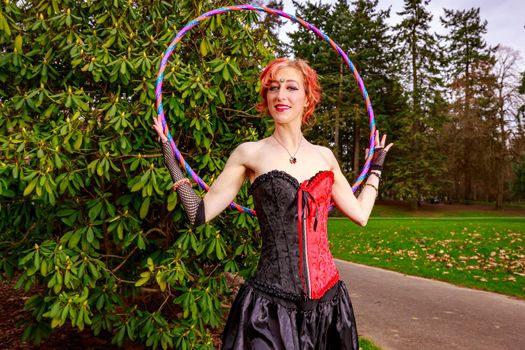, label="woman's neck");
[272,123,303,149]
